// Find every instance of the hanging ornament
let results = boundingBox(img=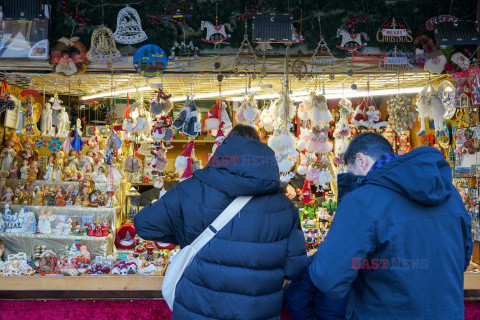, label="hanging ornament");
[0,79,16,113]
[236,94,260,127]
[172,96,201,138]
[133,44,167,78]
[386,95,416,133]
[114,6,148,44]
[200,20,232,43]
[175,141,196,181]
[168,40,199,72]
[415,83,446,137]
[234,35,258,70]
[311,37,336,66]
[87,26,121,64]
[50,37,89,76]
[335,28,368,51]
[149,88,172,116]
[268,127,298,183]
[352,99,387,129]
[291,60,308,80]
